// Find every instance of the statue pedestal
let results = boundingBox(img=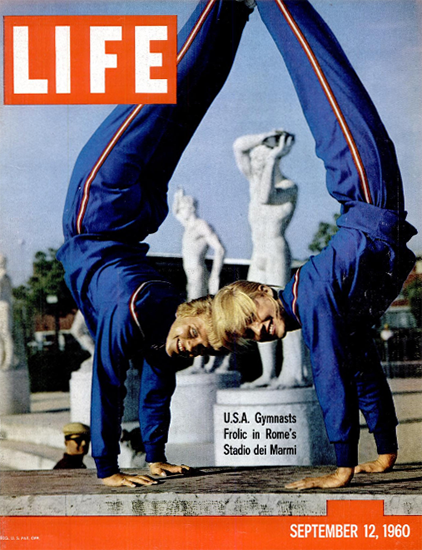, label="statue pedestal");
[214,387,336,466]
[0,368,30,415]
[168,373,218,445]
[70,363,140,426]
[122,366,141,422]
[215,371,241,389]
[70,368,92,425]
